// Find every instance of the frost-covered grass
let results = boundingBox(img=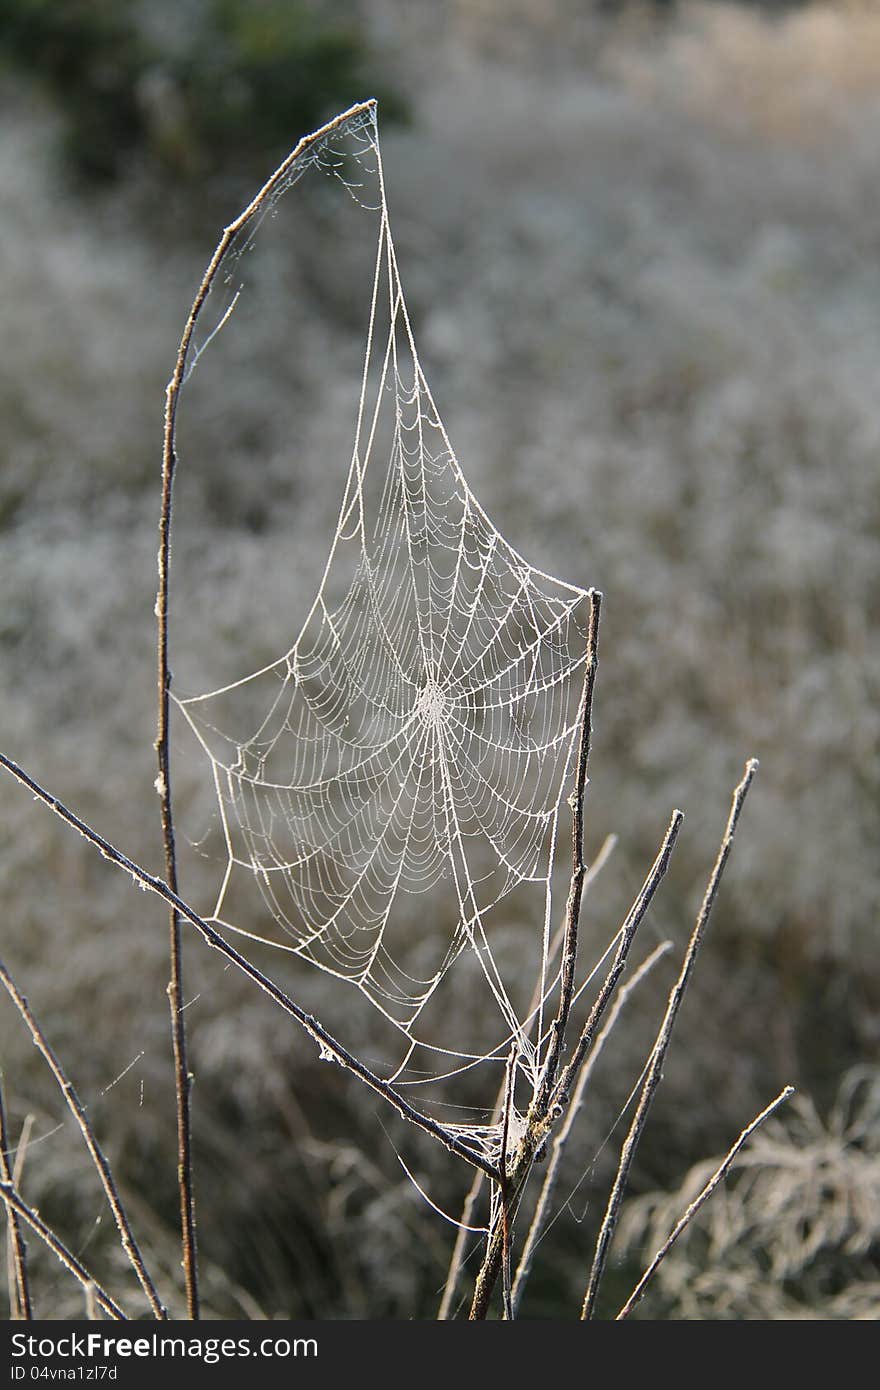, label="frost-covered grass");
[0,4,877,1317]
